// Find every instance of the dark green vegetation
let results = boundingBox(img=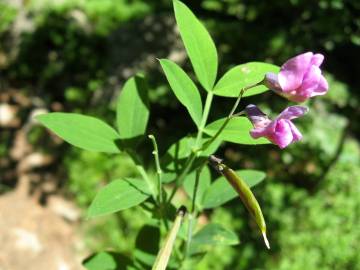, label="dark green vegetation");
[1,0,359,269]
